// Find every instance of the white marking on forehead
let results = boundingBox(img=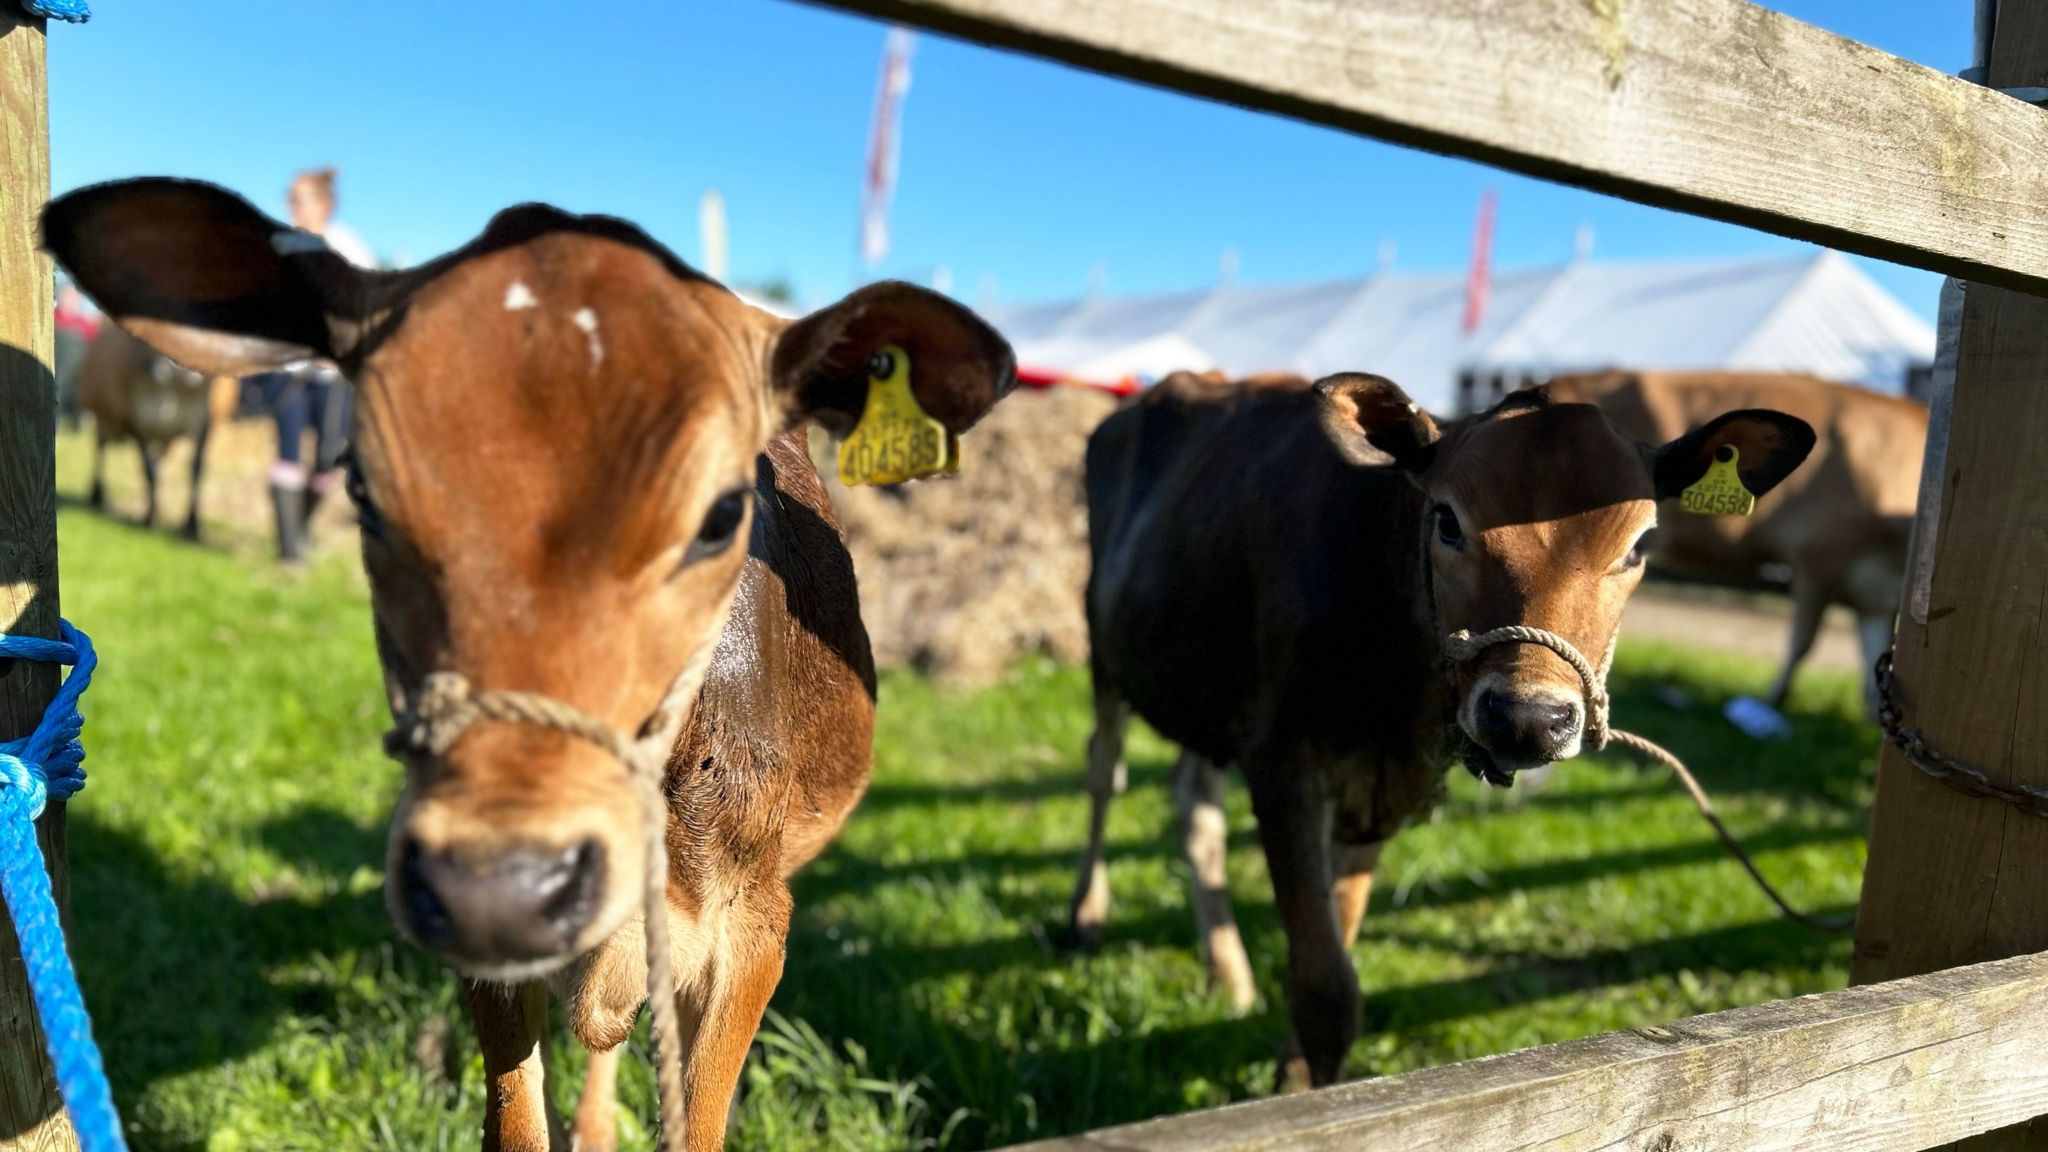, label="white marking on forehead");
[503,280,538,311]
[269,229,329,257]
[572,307,604,371]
